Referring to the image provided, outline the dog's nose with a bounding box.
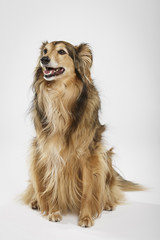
[40,56,50,65]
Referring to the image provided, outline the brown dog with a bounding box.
[22,41,143,227]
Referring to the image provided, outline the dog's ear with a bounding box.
[75,43,93,83]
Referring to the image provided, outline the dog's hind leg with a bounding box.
[31,198,39,210]
[21,181,40,210]
[104,183,124,211]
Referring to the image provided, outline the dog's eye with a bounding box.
[58,49,66,55]
[43,49,47,54]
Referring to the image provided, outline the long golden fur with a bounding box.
[22,41,143,227]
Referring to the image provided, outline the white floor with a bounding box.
[0,201,159,240]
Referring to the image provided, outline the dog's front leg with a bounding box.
[79,155,105,227]
[78,164,94,227]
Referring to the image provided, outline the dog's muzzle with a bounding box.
[40,56,65,80]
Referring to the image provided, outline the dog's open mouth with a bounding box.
[43,67,65,78]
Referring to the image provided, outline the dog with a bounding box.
[22,41,143,227]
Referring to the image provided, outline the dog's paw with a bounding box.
[103,203,115,211]
[30,200,39,210]
[48,211,62,222]
[78,216,94,227]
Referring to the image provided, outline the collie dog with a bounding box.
[22,41,143,227]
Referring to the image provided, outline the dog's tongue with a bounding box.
[44,69,55,75]
[43,67,65,77]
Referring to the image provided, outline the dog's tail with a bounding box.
[114,170,145,192]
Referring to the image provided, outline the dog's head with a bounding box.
[36,41,93,83]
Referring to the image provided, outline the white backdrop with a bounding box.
[0,0,159,211]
